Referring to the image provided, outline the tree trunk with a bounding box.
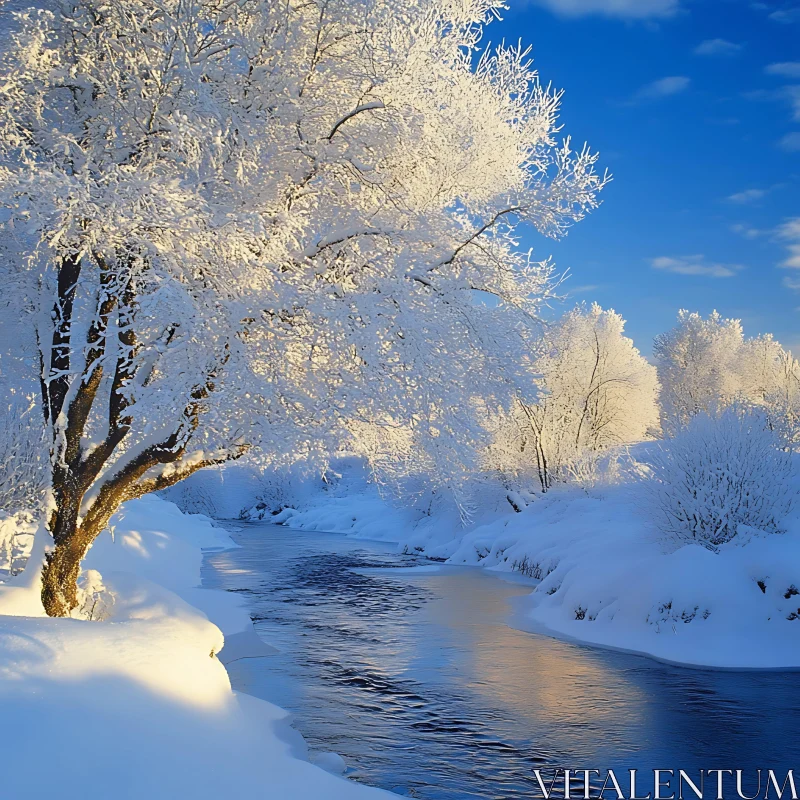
[37,253,244,617]
[41,535,93,617]
[41,476,113,617]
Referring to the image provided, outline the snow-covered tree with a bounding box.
[653,311,745,427]
[649,405,795,550]
[0,0,606,614]
[489,303,658,491]
[763,350,800,451]
[739,333,787,403]
[654,310,800,438]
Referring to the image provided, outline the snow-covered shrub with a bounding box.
[163,479,219,519]
[75,570,116,622]
[564,447,625,488]
[0,511,36,579]
[242,462,334,520]
[0,401,46,514]
[649,405,795,549]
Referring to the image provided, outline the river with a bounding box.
[202,521,800,800]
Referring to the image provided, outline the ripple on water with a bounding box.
[203,522,800,800]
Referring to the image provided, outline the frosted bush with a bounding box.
[0,512,36,578]
[650,405,795,549]
[75,570,116,622]
[0,402,46,514]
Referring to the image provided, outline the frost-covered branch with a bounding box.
[0,0,605,615]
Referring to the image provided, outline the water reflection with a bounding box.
[203,523,800,800]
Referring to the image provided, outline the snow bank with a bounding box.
[276,488,424,543]
[446,487,800,669]
[275,481,800,669]
[0,495,393,799]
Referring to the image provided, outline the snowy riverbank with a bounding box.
[0,496,394,799]
[273,478,800,670]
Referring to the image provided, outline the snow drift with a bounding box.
[0,495,393,800]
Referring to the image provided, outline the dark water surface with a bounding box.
[202,522,800,799]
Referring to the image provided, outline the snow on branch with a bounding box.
[0,0,606,612]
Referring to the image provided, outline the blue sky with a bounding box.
[489,0,800,355]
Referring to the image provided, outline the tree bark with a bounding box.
[41,524,96,617]
[38,253,245,617]
[41,442,242,617]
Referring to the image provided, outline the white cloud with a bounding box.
[783,276,800,290]
[778,218,800,240]
[744,86,800,122]
[568,284,600,295]
[731,223,766,239]
[726,188,766,204]
[766,62,800,79]
[753,2,800,22]
[633,76,691,102]
[694,39,743,57]
[779,132,800,151]
[769,7,800,23]
[786,86,800,120]
[762,65,800,126]
[650,255,744,278]
[526,0,679,18]
[777,218,800,269]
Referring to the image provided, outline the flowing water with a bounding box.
[203,522,800,800]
